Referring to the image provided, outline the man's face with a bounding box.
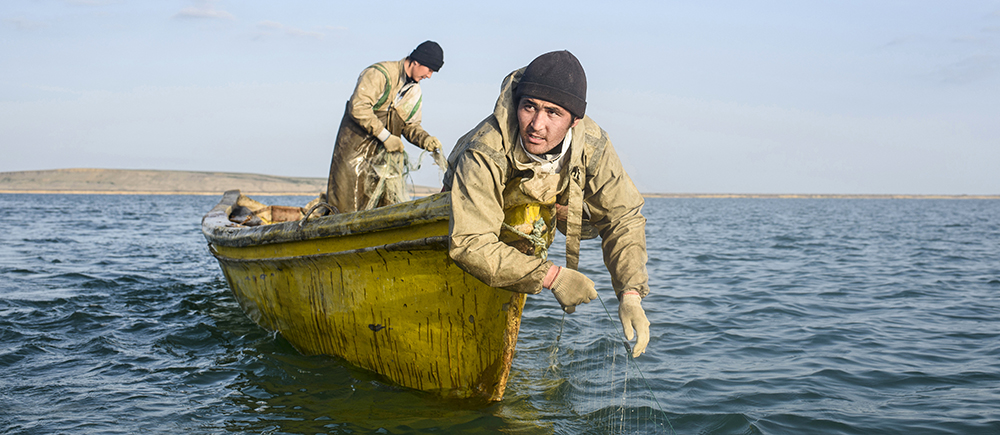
[517,97,580,155]
[408,61,434,82]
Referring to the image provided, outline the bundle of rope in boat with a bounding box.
[502,215,551,260]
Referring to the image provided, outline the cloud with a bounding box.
[883,36,917,47]
[21,84,86,96]
[3,17,46,31]
[65,0,113,5]
[932,54,1000,84]
[950,35,983,44]
[255,21,324,40]
[173,4,235,20]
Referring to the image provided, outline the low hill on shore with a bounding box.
[0,168,437,196]
[0,168,330,195]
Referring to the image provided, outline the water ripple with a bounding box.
[2,195,999,434]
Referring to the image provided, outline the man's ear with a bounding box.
[571,117,581,128]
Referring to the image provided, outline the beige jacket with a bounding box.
[444,68,649,298]
[326,59,435,214]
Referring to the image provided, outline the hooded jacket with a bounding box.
[326,59,436,214]
[444,68,649,298]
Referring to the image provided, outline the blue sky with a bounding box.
[2,1,998,194]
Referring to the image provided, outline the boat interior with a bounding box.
[226,195,323,227]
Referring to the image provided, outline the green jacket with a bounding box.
[444,68,649,298]
[326,59,435,213]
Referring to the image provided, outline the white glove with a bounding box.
[423,136,442,153]
[548,267,598,314]
[383,135,404,152]
[619,292,650,357]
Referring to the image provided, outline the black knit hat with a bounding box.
[409,40,444,72]
[515,50,587,118]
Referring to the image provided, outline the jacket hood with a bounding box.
[493,68,526,150]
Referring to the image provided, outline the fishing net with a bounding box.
[361,147,449,211]
[363,149,409,210]
[569,303,677,435]
[498,303,677,434]
[493,221,675,433]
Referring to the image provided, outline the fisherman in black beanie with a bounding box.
[516,50,586,119]
[408,40,444,72]
[325,41,446,214]
[444,50,653,359]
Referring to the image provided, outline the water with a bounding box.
[2,194,998,434]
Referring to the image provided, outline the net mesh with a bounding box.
[362,148,449,211]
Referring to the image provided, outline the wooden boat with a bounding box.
[201,190,525,401]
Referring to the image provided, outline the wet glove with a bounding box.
[423,136,442,153]
[619,292,650,357]
[383,135,405,152]
[545,266,598,314]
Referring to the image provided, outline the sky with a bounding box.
[1,1,998,195]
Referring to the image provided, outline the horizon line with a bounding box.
[2,190,997,200]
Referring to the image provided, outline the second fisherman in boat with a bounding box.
[326,40,445,214]
[443,50,652,357]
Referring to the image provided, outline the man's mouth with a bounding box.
[525,132,545,144]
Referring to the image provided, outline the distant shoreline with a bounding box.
[2,190,997,200]
[0,190,319,196]
[642,193,1000,200]
[1,169,996,199]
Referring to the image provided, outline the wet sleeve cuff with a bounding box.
[377,128,391,142]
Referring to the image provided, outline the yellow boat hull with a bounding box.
[202,191,524,401]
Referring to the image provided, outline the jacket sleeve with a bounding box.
[347,66,389,138]
[448,147,554,294]
[584,139,650,298]
[401,122,435,150]
[396,84,435,149]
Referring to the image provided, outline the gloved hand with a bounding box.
[423,136,442,153]
[619,292,650,357]
[546,266,598,314]
[383,135,404,152]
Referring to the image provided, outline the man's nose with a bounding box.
[529,112,545,130]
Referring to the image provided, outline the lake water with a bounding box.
[1,194,998,434]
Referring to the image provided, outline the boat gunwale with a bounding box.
[201,190,451,248]
[208,235,449,263]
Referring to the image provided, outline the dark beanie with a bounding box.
[515,50,587,118]
[409,40,444,72]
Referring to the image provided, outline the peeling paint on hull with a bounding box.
[202,191,524,401]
